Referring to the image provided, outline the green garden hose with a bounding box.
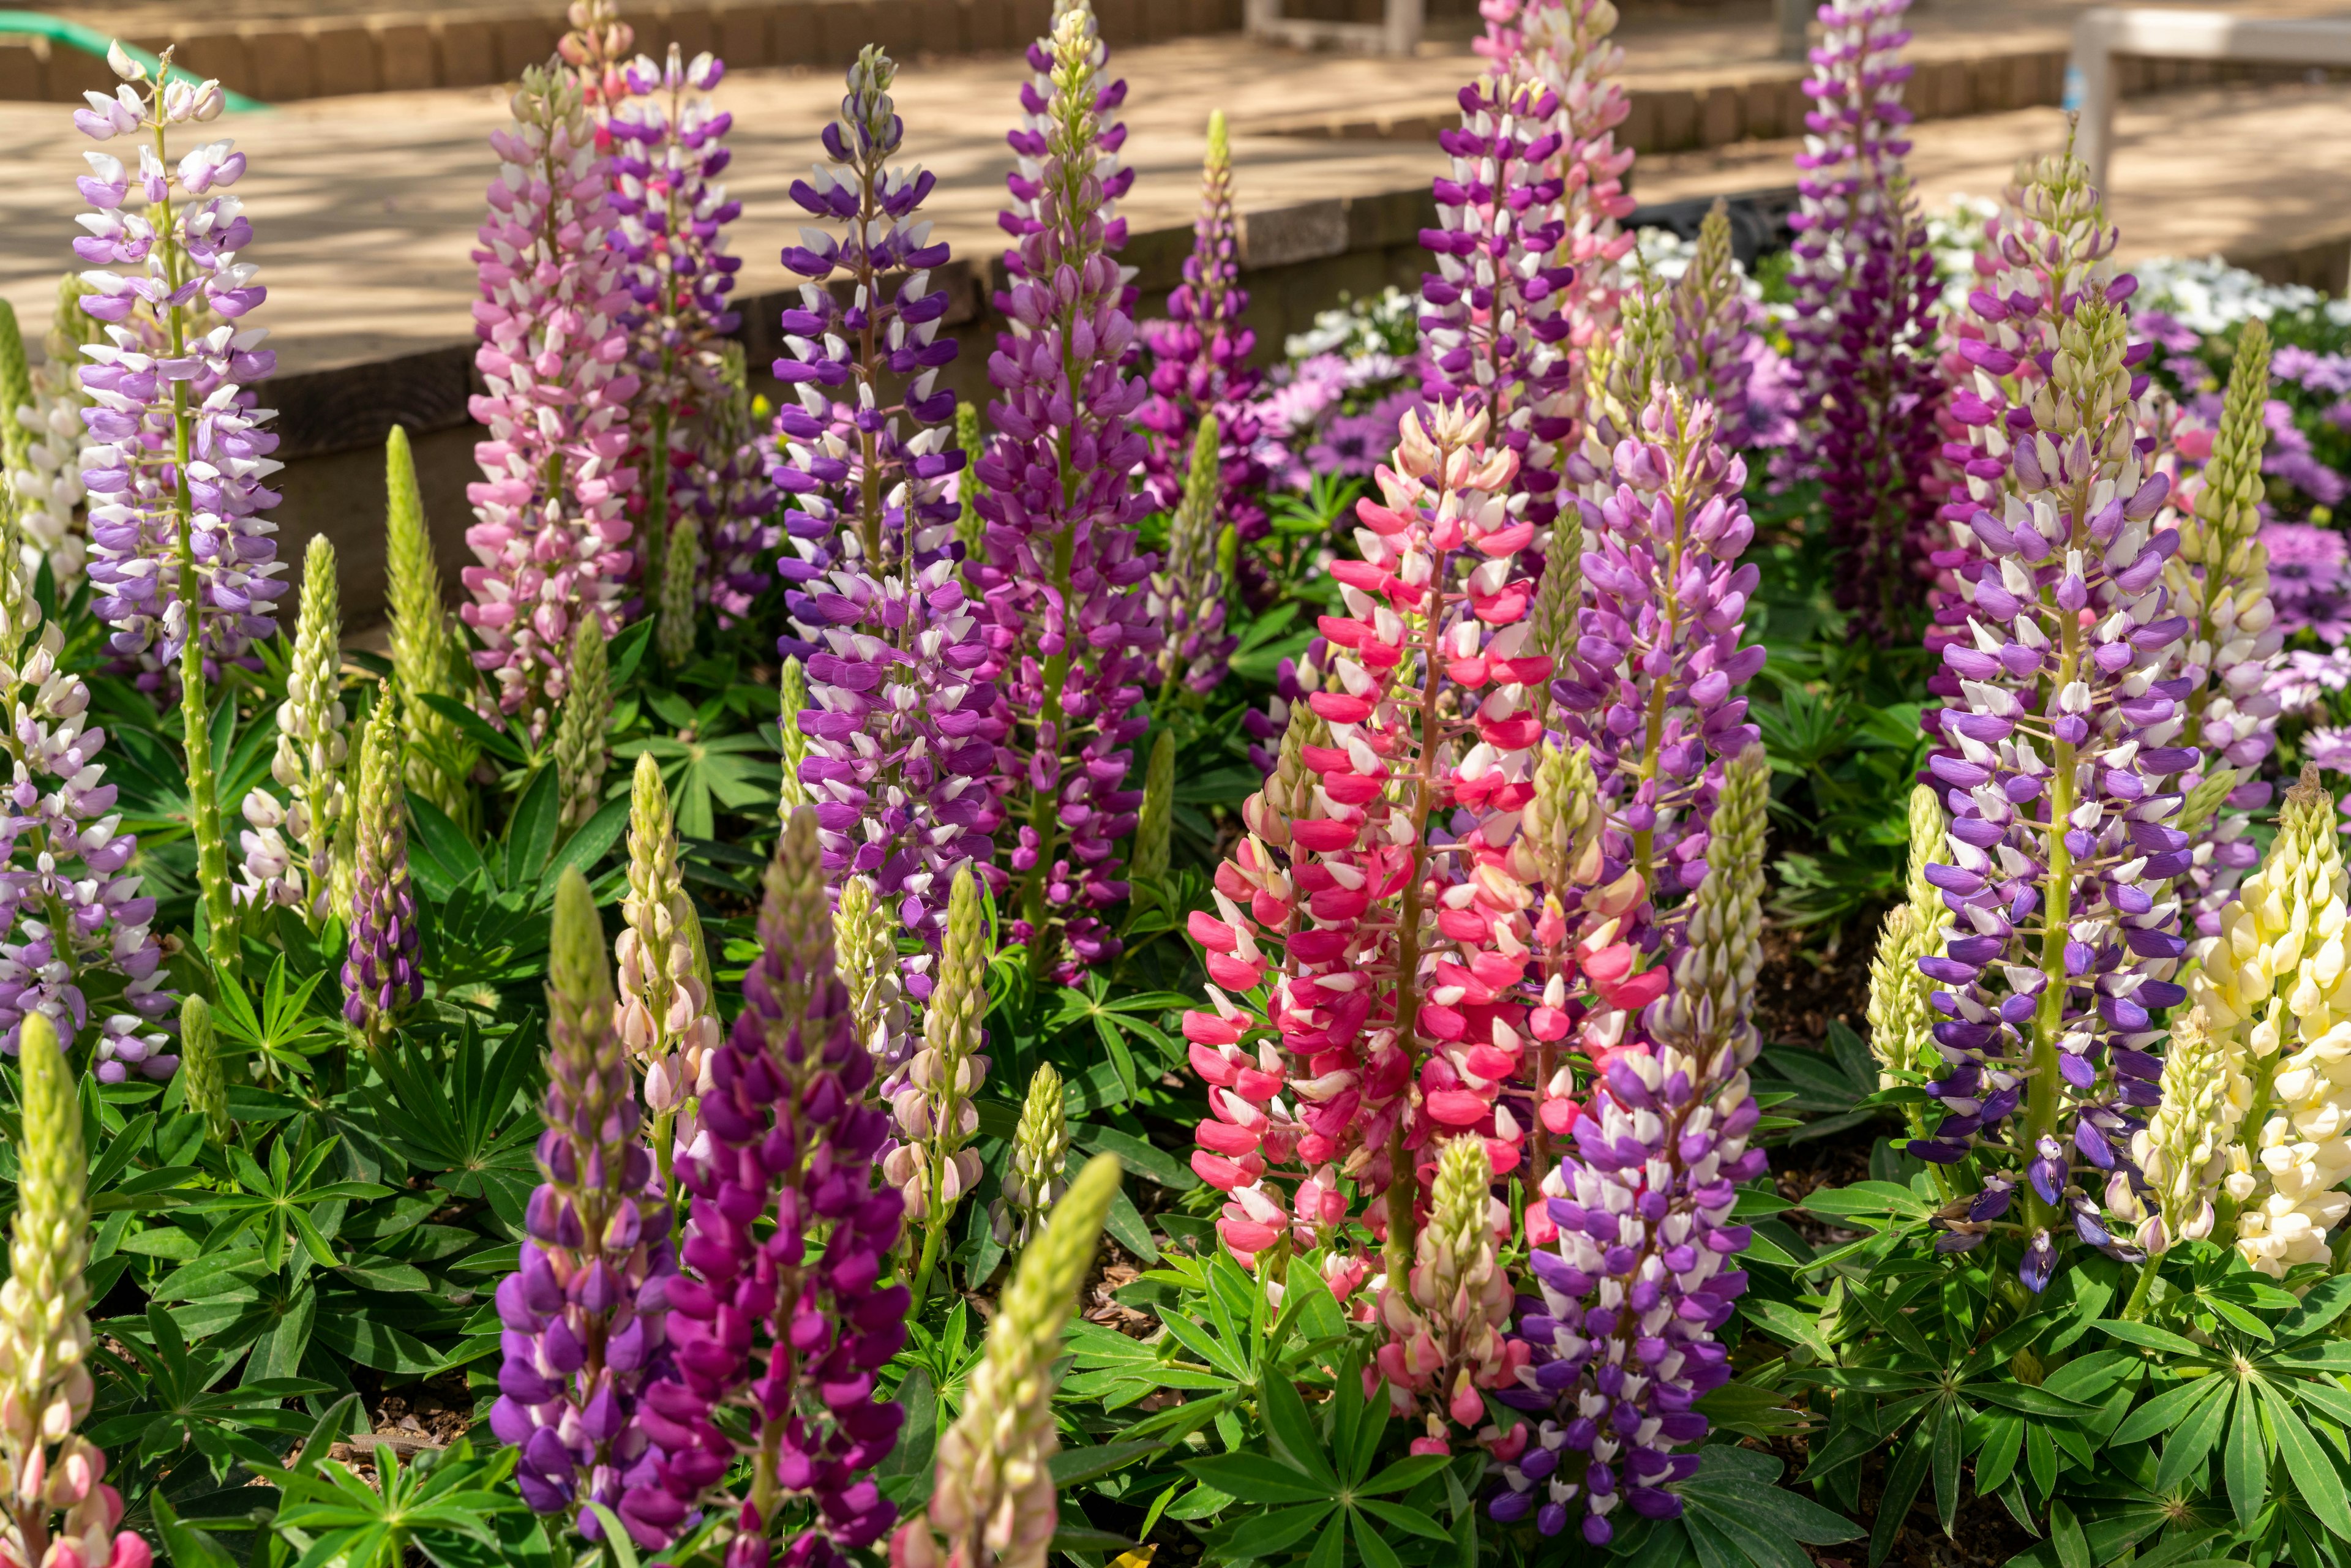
[0,11,267,110]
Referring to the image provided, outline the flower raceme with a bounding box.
[1374,1135,1529,1456]
[465,66,640,742]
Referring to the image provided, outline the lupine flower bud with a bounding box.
[2169,320,2281,934]
[951,402,985,566]
[553,615,612,833]
[777,657,811,817]
[1864,785,1947,1092]
[1665,203,1755,424]
[2191,768,2351,1277]
[176,996,230,1149]
[0,502,171,1075]
[1128,730,1174,885]
[0,304,32,493]
[1150,416,1235,698]
[656,516,700,669]
[1494,745,1770,1544]
[493,869,677,1541]
[615,755,720,1147]
[891,1154,1122,1568]
[2122,1006,2238,1256]
[0,1011,145,1568]
[264,536,347,927]
[342,691,420,1049]
[885,866,989,1257]
[384,426,476,827]
[1376,1136,1528,1455]
[834,874,908,1071]
[991,1063,1070,1252]
[620,807,907,1564]
[464,65,638,742]
[977,3,1156,979]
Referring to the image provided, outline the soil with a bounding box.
[1754,920,1878,1052]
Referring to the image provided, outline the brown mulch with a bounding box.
[1754,921,1877,1053]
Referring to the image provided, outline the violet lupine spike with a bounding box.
[1136,110,1267,544]
[771,48,1000,953]
[1782,0,1940,637]
[975,2,1157,981]
[680,342,778,625]
[609,43,744,612]
[621,809,907,1568]
[342,689,421,1049]
[1417,61,1576,530]
[463,65,640,745]
[0,506,172,1078]
[1548,388,1766,950]
[1663,204,1755,429]
[1911,150,2188,1288]
[493,869,677,1547]
[1491,746,1770,1545]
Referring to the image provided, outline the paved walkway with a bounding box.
[0,17,2345,373]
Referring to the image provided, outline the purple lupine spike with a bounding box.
[341,690,421,1047]
[492,869,676,1545]
[1911,151,2187,1289]
[1548,389,1765,950]
[621,809,906,1567]
[768,48,1000,955]
[973,4,1157,981]
[1417,59,1577,530]
[1136,110,1267,543]
[1492,748,1770,1544]
[77,100,286,697]
[1782,0,1941,638]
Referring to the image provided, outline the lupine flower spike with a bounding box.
[621,807,907,1566]
[887,865,990,1302]
[178,994,231,1147]
[465,64,638,742]
[75,49,282,980]
[1137,110,1264,539]
[777,656,812,817]
[773,48,999,953]
[890,1153,1122,1568]
[615,754,721,1198]
[1376,1136,1528,1456]
[1550,388,1766,950]
[1151,416,1235,704]
[991,1062,1070,1254]
[834,874,909,1075]
[0,304,32,514]
[0,1011,148,1568]
[493,869,677,1542]
[1911,148,2189,1290]
[553,615,613,833]
[2169,320,2281,933]
[0,501,171,1075]
[342,690,421,1050]
[1128,730,1174,884]
[1664,204,1754,424]
[2120,1005,2237,1286]
[2190,768,2351,1277]
[975,3,1157,980]
[10,275,105,587]
[384,426,478,829]
[1185,402,1555,1299]
[1493,745,1770,1544]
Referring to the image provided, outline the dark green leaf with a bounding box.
[1869,1422,1933,1567]
[2153,1376,2232,1496]
[1260,1375,1338,1489]
[1180,1453,1326,1506]
[1359,1454,1449,1497]
[2260,1379,2351,1540]
[2279,1275,2351,1342]
[1046,1440,1163,1488]
[2223,1378,2265,1529]
[1221,1504,1333,1560]
[1357,1499,1452,1543]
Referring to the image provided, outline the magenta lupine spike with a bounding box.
[464,66,641,743]
[75,94,285,692]
[1548,389,1766,948]
[974,3,1157,980]
[621,811,907,1568]
[492,871,677,1546]
[1522,0,1637,456]
[1783,0,1942,636]
[769,49,999,955]
[1491,748,1769,1545]
[1136,110,1267,542]
[1417,62,1576,530]
[1911,151,2189,1289]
